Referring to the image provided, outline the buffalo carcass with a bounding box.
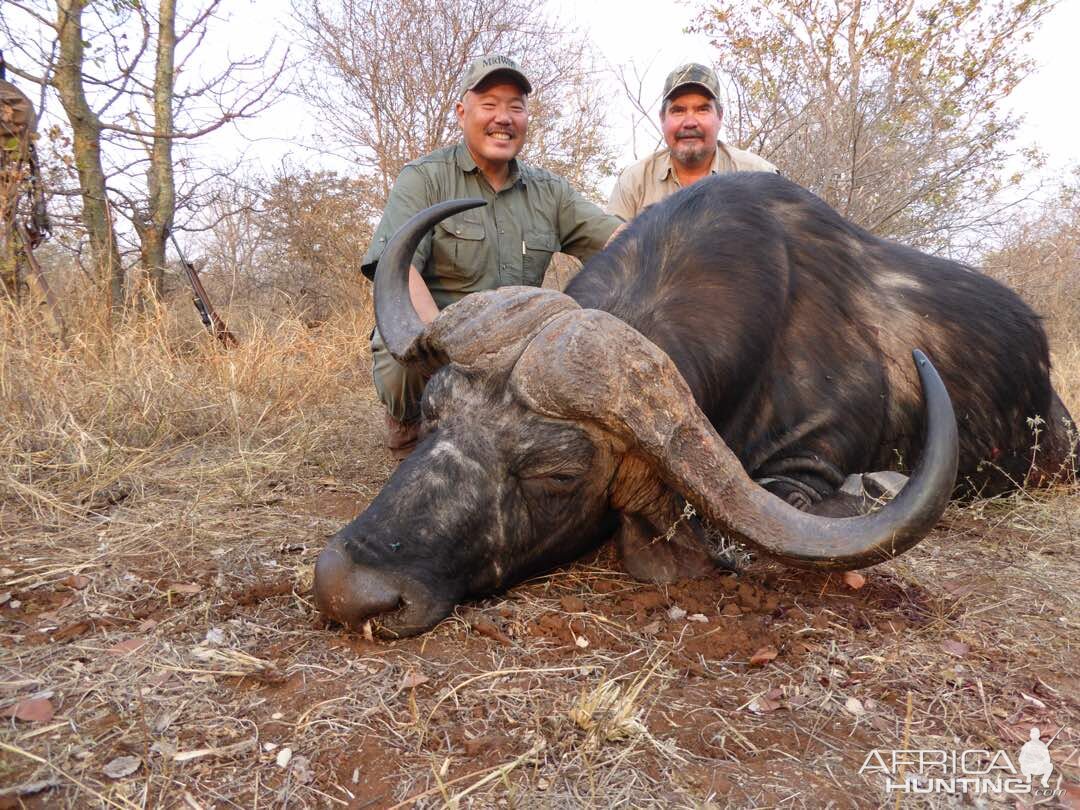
[315,172,1075,637]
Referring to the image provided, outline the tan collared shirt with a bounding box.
[606,142,779,221]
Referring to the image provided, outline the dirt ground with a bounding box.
[2,381,1079,809]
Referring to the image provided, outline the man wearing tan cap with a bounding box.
[607,63,778,221]
[361,55,622,458]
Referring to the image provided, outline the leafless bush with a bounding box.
[291,0,618,205]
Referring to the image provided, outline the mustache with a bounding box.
[675,129,705,139]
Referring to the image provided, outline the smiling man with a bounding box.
[361,55,621,458]
[607,63,779,221]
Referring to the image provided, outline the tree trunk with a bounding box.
[53,0,124,312]
[140,0,176,298]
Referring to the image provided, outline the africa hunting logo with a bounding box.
[859,726,1068,797]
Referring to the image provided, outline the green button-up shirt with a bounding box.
[361,143,621,310]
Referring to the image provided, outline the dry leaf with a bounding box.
[170,582,201,595]
[102,755,140,779]
[559,595,586,613]
[3,697,55,723]
[845,696,865,716]
[146,671,173,689]
[687,613,709,623]
[203,627,226,646]
[842,571,866,590]
[941,639,970,657]
[53,620,92,643]
[0,591,11,606]
[749,646,778,666]
[470,616,512,645]
[1020,692,1048,710]
[941,577,977,598]
[641,620,662,634]
[109,637,149,655]
[62,574,91,590]
[748,696,782,714]
[400,671,430,689]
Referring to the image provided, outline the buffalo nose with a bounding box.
[314,536,400,628]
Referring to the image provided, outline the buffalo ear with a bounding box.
[614,510,715,584]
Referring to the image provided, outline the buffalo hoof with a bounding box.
[615,510,716,584]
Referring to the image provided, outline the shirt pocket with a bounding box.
[522,230,560,287]
[431,215,486,287]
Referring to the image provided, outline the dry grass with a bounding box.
[2,293,1078,809]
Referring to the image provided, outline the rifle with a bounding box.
[13,222,67,345]
[168,232,237,347]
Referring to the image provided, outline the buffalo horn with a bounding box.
[511,309,959,570]
[374,198,486,368]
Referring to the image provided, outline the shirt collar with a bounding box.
[456,142,525,187]
[655,141,726,184]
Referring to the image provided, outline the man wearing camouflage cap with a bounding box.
[361,54,622,458]
[607,62,778,221]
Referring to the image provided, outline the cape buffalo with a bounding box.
[315,172,1075,637]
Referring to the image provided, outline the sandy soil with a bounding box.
[2,385,1079,809]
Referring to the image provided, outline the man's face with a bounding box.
[661,90,722,168]
[456,79,529,172]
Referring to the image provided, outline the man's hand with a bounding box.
[408,266,440,324]
[604,222,630,247]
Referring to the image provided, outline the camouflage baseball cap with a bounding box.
[458,55,533,97]
[662,63,721,101]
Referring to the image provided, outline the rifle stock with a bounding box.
[13,223,67,345]
[169,233,237,347]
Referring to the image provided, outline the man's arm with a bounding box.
[555,180,623,262]
[605,166,640,222]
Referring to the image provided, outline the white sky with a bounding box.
[110,0,1080,199]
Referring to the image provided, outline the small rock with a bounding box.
[276,747,293,768]
[667,605,687,621]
